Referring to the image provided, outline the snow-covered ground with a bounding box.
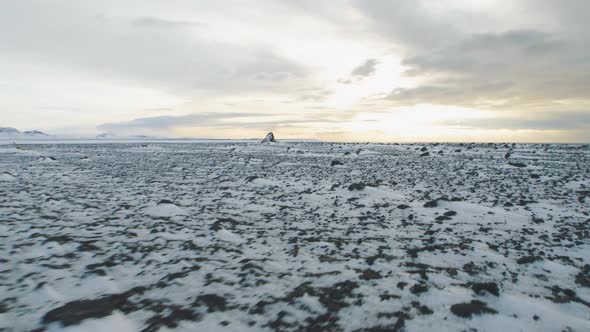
[1,142,589,332]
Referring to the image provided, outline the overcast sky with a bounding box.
[1,0,589,142]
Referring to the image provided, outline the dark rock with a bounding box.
[379,293,401,301]
[331,160,344,166]
[435,216,451,222]
[517,255,541,265]
[397,204,410,210]
[450,300,497,318]
[348,183,366,191]
[575,265,590,288]
[261,132,276,143]
[42,288,146,326]
[143,308,201,332]
[423,200,438,208]
[43,235,73,245]
[282,280,360,314]
[508,162,527,168]
[419,152,430,157]
[471,282,500,296]
[410,283,428,294]
[359,269,382,280]
[576,191,590,203]
[210,218,239,231]
[545,285,590,308]
[245,176,260,182]
[463,262,480,276]
[411,301,433,315]
[194,294,227,312]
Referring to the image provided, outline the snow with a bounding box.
[143,203,187,217]
[0,142,589,331]
[46,312,140,332]
[0,172,16,181]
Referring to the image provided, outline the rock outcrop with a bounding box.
[261,132,276,143]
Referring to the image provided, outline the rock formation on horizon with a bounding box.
[261,132,276,143]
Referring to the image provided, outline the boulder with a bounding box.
[261,132,276,143]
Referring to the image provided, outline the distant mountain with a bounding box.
[0,127,51,139]
[96,133,115,139]
[1,127,320,141]
[96,133,162,139]
[23,130,49,136]
[0,127,19,134]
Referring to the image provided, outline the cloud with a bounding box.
[351,58,379,77]
[439,111,590,131]
[97,112,266,132]
[337,58,379,85]
[2,0,590,141]
[353,0,461,50]
[387,29,590,109]
[296,88,333,102]
[350,1,590,130]
[97,109,355,135]
[0,1,306,95]
[402,30,568,76]
[132,17,207,29]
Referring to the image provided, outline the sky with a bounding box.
[1,0,589,142]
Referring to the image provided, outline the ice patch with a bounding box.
[216,229,245,243]
[143,203,187,217]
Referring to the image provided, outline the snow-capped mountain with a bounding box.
[96,133,162,139]
[0,127,51,139]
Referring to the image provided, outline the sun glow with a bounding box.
[342,104,495,141]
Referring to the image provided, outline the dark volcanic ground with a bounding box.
[0,142,589,331]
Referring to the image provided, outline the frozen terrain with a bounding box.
[1,142,589,332]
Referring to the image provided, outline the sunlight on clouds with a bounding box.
[346,105,492,139]
[325,55,414,108]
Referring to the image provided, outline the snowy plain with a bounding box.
[0,141,589,331]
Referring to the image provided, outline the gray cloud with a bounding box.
[97,112,267,132]
[354,0,461,50]
[337,58,379,85]
[402,30,570,76]
[351,59,379,77]
[387,29,590,109]
[98,110,355,135]
[0,1,306,95]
